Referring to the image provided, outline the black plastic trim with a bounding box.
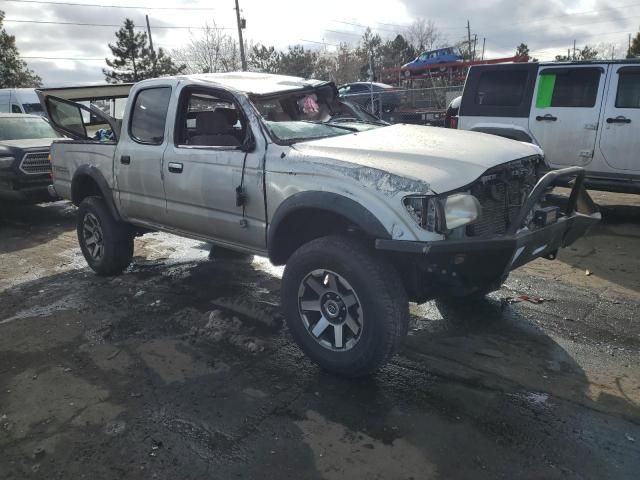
[539,66,605,75]
[618,66,640,74]
[267,191,390,257]
[71,165,122,221]
[470,127,533,142]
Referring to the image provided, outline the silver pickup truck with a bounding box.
[38,72,600,376]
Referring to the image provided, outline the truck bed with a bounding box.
[50,140,117,200]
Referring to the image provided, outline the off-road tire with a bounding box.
[77,196,133,276]
[281,234,409,377]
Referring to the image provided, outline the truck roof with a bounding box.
[0,113,41,118]
[38,73,329,103]
[176,72,328,96]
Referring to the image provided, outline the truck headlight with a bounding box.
[0,156,15,169]
[403,195,440,232]
[403,193,481,232]
[444,193,481,229]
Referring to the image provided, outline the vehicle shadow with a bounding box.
[1,250,638,479]
[0,201,76,255]
[551,201,640,294]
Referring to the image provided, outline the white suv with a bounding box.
[453,61,640,194]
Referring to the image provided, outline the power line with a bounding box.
[23,56,105,60]
[332,20,402,34]
[0,0,217,9]
[3,18,235,29]
[325,29,362,38]
[300,39,339,47]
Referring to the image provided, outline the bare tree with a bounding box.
[406,18,442,52]
[594,41,621,60]
[172,22,241,74]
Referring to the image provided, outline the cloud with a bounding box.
[1,0,636,85]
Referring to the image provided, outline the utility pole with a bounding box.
[234,0,247,71]
[629,33,632,58]
[481,37,486,61]
[473,34,477,62]
[572,39,576,60]
[145,14,154,54]
[466,20,472,60]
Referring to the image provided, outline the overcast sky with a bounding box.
[1,0,637,85]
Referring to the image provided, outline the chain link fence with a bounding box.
[340,85,463,126]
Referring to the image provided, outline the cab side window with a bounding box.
[11,104,22,113]
[536,68,601,108]
[475,70,528,106]
[616,71,640,108]
[176,90,245,147]
[130,87,171,144]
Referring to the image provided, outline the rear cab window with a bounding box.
[129,87,172,144]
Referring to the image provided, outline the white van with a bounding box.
[453,60,640,194]
[0,88,44,115]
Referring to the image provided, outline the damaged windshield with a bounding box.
[251,85,384,144]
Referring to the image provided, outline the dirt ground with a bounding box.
[0,190,638,480]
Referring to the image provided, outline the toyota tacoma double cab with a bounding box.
[39,72,600,376]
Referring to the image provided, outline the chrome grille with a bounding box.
[19,152,51,175]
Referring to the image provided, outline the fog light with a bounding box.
[533,206,559,227]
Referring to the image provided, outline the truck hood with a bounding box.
[0,138,57,149]
[292,124,542,193]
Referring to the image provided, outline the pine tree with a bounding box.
[515,43,530,58]
[0,11,42,88]
[103,19,185,83]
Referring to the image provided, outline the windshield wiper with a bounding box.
[299,120,359,132]
[329,117,387,126]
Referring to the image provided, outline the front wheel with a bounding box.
[281,235,409,377]
[77,196,133,276]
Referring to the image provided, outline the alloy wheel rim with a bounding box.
[298,269,363,352]
[82,212,104,261]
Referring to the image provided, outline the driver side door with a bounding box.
[162,85,267,250]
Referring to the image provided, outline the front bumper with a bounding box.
[0,174,56,203]
[376,167,601,302]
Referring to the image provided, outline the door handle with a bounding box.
[120,155,131,165]
[536,114,558,122]
[606,116,631,124]
[168,162,183,173]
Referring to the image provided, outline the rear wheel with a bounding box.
[281,235,409,376]
[77,196,133,276]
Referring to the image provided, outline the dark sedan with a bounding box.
[337,82,402,116]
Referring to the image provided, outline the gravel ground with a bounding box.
[0,191,638,480]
